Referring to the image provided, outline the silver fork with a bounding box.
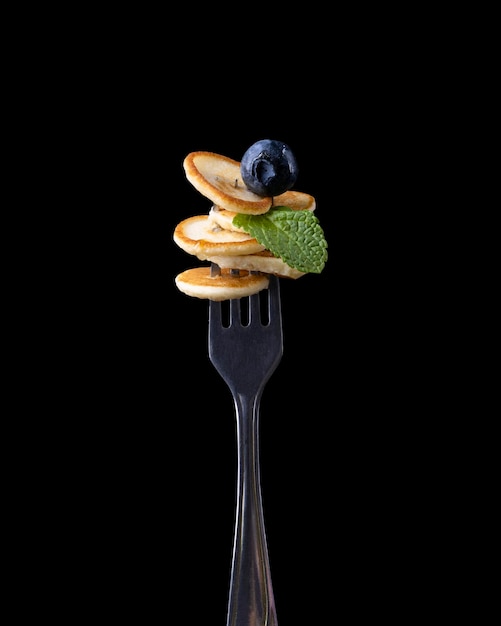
[209,264,283,626]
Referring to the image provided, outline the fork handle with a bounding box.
[226,392,278,626]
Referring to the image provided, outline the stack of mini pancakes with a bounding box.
[173,151,316,301]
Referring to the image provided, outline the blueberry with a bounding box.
[240,139,299,197]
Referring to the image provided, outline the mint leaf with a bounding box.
[233,206,328,273]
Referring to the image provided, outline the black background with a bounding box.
[25,48,447,622]
[11,6,486,620]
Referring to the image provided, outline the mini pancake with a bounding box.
[207,251,306,280]
[174,267,269,301]
[173,215,265,260]
[273,190,316,212]
[183,152,272,215]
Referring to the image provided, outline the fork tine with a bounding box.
[249,292,260,324]
[267,275,281,324]
[229,297,241,327]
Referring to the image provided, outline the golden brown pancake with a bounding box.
[173,215,265,260]
[273,190,316,211]
[207,251,305,280]
[174,267,269,301]
[183,152,272,215]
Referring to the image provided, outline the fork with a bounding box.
[209,264,283,626]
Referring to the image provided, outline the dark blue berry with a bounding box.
[240,139,299,197]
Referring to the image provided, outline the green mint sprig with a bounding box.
[232,206,328,274]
